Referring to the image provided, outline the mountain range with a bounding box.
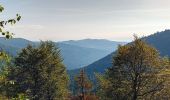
[59,39,126,69]
[70,30,170,76]
[61,39,124,52]
[1,29,169,77]
[0,38,126,69]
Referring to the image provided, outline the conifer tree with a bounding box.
[75,69,93,100]
[14,41,69,100]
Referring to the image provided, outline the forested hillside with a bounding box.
[1,1,170,99]
[71,30,170,76]
[145,30,170,56]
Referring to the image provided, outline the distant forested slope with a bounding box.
[70,30,170,76]
[0,38,124,69]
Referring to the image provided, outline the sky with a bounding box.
[1,0,170,42]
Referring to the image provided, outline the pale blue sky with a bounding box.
[1,0,170,42]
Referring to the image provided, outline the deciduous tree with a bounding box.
[0,4,21,39]
[97,36,167,100]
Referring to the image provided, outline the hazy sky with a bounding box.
[1,0,170,42]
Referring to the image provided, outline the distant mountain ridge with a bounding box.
[0,38,125,69]
[58,42,110,69]
[144,30,170,56]
[70,30,170,76]
[61,39,126,52]
[0,37,34,49]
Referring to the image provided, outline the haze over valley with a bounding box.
[0,0,170,99]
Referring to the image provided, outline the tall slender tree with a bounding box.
[75,69,93,100]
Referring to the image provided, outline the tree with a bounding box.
[95,73,112,100]
[0,51,15,99]
[98,36,166,100]
[0,4,21,39]
[74,69,93,100]
[154,57,170,99]
[13,41,69,100]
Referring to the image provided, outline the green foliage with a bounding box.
[153,57,170,99]
[11,93,29,100]
[0,5,4,12]
[0,52,15,98]
[95,73,112,100]
[0,52,11,63]
[0,4,21,39]
[0,4,23,98]
[97,36,169,100]
[12,41,69,100]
